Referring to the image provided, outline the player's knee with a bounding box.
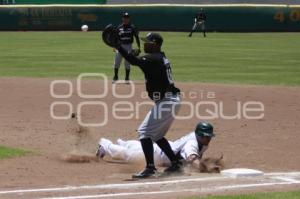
[138,133,153,141]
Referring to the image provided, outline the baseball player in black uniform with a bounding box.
[189,9,207,37]
[113,12,140,83]
[107,32,182,178]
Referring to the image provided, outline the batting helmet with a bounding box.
[195,122,215,137]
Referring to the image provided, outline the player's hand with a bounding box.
[198,156,224,173]
[130,49,141,56]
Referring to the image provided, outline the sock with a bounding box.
[140,138,155,169]
[125,69,130,80]
[114,68,119,78]
[156,137,177,164]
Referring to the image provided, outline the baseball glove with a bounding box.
[102,24,119,48]
[130,49,141,56]
[199,155,224,173]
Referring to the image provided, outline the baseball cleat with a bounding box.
[96,144,105,159]
[132,167,157,179]
[112,76,118,84]
[164,161,183,173]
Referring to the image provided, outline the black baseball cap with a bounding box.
[141,32,163,46]
[123,12,130,18]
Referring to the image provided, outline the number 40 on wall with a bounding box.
[274,10,300,22]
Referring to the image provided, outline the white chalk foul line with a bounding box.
[40,190,182,199]
[265,172,300,176]
[272,176,300,183]
[0,176,227,195]
[1,171,300,196]
[40,180,300,199]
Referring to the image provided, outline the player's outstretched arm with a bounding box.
[187,154,201,170]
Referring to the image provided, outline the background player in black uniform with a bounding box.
[189,9,207,37]
[115,33,182,178]
[113,12,140,83]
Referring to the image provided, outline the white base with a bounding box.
[221,168,264,178]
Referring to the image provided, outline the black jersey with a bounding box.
[118,47,180,101]
[116,23,140,46]
[195,12,206,22]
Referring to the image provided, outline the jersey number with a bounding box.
[163,58,174,84]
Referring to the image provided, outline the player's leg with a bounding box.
[153,95,182,172]
[117,139,141,149]
[116,138,126,146]
[97,138,129,161]
[189,22,198,37]
[131,138,156,178]
[132,110,158,178]
[137,94,181,175]
[202,22,206,37]
[116,139,145,163]
[113,49,122,83]
[156,137,179,168]
[124,44,132,83]
[152,143,168,167]
[154,141,179,167]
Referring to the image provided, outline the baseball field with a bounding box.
[0,32,300,198]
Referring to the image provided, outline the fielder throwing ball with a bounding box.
[102,27,181,178]
[189,9,207,37]
[113,12,140,83]
[97,122,215,171]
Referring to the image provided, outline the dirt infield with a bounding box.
[0,77,300,198]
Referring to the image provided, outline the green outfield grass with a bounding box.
[0,32,299,85]
[0,145,29,159]
[188,190,300,199]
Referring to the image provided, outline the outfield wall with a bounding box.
[0,4,299,31]
[1,0,106,4]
